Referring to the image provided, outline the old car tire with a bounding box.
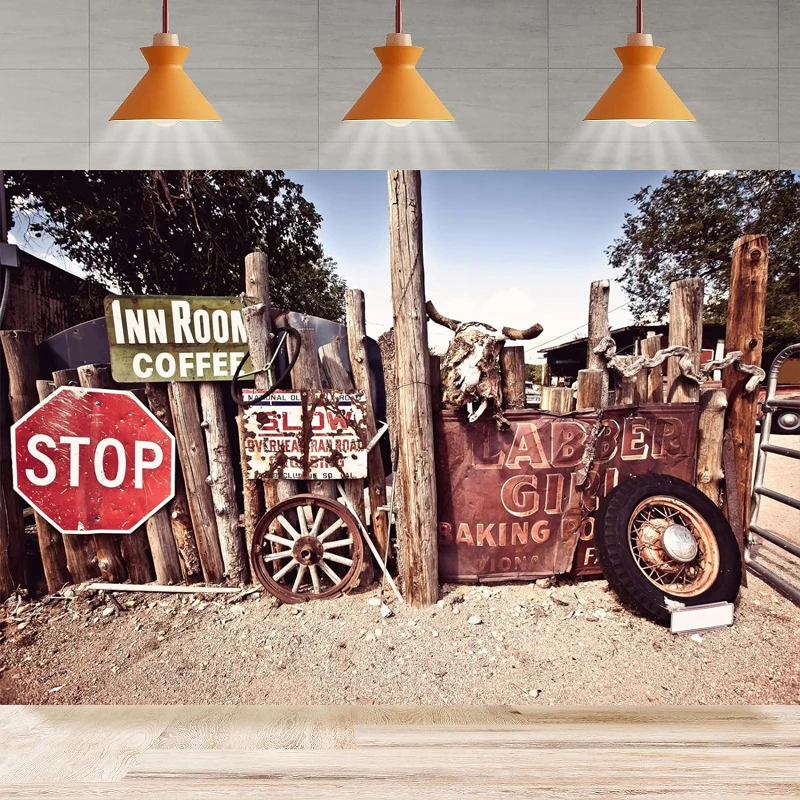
[594,474,741,626]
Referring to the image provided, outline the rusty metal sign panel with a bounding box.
[11,387,175,534]
[104,295,252,382]
[435,404,700,583]
[242,390,369,480]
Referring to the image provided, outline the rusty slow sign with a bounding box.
[242,389,369,480]
[435,403,700,582]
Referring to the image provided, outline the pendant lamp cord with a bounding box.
[636,0,643,33]
[163,0,169,33]
[395,0,402,33]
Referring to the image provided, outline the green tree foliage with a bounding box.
[525,363,543,384]
[5,170,346,321]
[607,170,800,356]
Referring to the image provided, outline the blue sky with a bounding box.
[11,170,670,363]
[286,170,668,361]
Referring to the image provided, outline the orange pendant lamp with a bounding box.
[343,0,453,126]
[584,0,694,126]
[110,0,220,126]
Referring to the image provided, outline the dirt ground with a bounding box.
[1,572,798,706]
[1,434,798,707]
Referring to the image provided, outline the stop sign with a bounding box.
[11,387,175,534]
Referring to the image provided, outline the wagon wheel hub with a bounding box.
[293,535,324,566]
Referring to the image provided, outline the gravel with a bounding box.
[1,574,798,706]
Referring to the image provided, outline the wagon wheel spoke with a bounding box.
[309,507,325,538]
[319,560,342,585]
[277,514,301,540]
[309,564,321,594]
[323,537,353,550]
[262,550,292,563]
[297,505,310,537]
[292,564,307,593]
[265,533,295,549]
[317,518,344,543]
[273,558,299,582]
[324,552,353,567]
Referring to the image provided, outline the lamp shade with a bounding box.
[344,35,453,124]
[110,35,220,123]
[584,41,694,124]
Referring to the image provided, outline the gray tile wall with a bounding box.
[0,0,796,169]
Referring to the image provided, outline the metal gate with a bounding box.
[746,343,800,603]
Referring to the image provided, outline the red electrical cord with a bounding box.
[636,0,643,33]
[395,0,402,33]
[163,0,169,33]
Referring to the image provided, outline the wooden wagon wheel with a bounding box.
[251,493,364,604]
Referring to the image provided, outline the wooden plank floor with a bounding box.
[0,706,798,798]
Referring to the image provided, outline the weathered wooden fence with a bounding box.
[0,251,386,600]
[546,239,768,522]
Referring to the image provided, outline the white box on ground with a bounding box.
[670,602,734,634]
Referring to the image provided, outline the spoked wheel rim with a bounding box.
[251,493,363,604]
[627,495,720,598]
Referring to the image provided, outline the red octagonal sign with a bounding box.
[11,387,175,534]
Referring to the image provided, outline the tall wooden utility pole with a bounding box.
[387,170,438,607]
[723,234,768,535]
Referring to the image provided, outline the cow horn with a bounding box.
[426,301,461,332]
[502,323,544,340]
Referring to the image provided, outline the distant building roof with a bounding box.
[537,322,725,355]
[537,324,669,354]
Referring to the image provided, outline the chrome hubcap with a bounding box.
[662,524,698,563]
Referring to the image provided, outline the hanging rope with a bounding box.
[594,336,765,394]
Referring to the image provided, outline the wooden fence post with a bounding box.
[144,383,202,581]
[541,386,574,414]
[199,382,248,585]
[319,337,374,586]
[500,346,526,409]
[239,252,270,553]
[722,234,769,534]
[345,289,390,565]
[640,335,664,402]
[616,356,639,405]
[77,364,154,585]
[388,169,438,606]
[576,369,604,411]
[666,278,704,403]
[587,279,610,406]
[0,331,70,593]
[290,329,339,503]
[169,382,226,584]
[51,369,100,583]
[696,387,728,506]
[0,353,25,596]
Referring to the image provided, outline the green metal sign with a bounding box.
[104,295,252,383]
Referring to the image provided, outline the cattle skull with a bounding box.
[427,300,543,427]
